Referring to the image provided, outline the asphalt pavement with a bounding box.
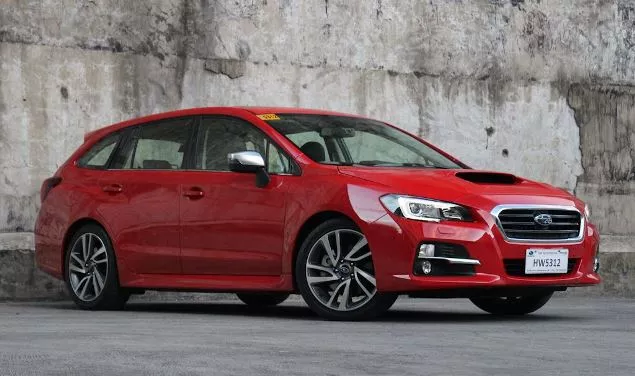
[0,295,633,376]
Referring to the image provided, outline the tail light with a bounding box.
[40,177,62,203]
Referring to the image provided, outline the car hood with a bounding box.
[338,167,583,211]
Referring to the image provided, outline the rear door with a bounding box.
[179,115,295,275]
[98,117,195,275]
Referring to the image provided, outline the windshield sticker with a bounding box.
[257,114,281,121]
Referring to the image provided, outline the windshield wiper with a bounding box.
[357,160,390,166]
[357,161,448,169]
[327,160,451,169]
[322,161,355,166]
[398,162,450,169]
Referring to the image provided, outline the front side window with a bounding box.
[112,118,193,170]
[77,132,120,169]
[195,116,294,174]
[266,115,463,169]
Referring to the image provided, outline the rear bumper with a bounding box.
[365,212,601,294]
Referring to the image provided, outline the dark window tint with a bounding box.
[77,132,120,169]
[196,116,293,174]
[112,118,193,170]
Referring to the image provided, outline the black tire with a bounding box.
[236,293,290,307]
[295,218,398,321]
[64,224,129,310]
[470,292,554,315]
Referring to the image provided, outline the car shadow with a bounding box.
[378,307,572,323]
[45,300,580,323]
[126,301,317,320]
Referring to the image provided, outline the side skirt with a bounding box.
[122,273,294,293]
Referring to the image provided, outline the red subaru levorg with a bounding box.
[35,107,600,320]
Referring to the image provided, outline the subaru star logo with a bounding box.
[534,213,553,226]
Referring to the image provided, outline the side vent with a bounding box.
[455,172,519,185]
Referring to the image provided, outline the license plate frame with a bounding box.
[525,249,569,274]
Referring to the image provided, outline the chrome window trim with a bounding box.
[491,204,585,244]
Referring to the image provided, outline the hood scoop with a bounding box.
[455,171,519,185]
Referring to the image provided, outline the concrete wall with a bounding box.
[1,1,634,297]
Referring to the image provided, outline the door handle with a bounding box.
[183,187,205,199]
[102,184,123,193]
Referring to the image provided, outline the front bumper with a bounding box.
[365,212,601,294]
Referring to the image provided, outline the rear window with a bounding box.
[77,132,120,169]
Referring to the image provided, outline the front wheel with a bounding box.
[295,219,397,321]
[236,293,290,307]
[470,292,554,315]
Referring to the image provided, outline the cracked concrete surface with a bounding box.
[567,84,635,235]
[0,1,634,298]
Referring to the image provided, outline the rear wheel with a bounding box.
[470,292,554,315]
[296,219,397,321]
[236,293,290,307]
[65,224,129,310]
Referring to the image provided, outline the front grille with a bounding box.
[496,208,582,241]
[504,258,579,276]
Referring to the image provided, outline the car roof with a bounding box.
[239,107,363,117]
[83,106,364,142]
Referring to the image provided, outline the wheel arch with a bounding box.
[61,217,110,278]
[291,210,358,289]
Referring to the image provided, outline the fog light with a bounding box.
[421,260,432,275]
[418,244,435,258]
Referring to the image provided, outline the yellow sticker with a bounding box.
[257,114,281,121]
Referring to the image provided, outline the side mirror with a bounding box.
[228,151,265,172]
[227,151,270,188]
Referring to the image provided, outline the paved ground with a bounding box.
[0,296,633,376]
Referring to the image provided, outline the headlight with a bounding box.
[380,195,473,222]
[584,204,591,219]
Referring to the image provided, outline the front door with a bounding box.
[180,116,295,275]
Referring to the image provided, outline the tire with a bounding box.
[236,293,290,307]
[295,218,398,321]
[64,224,129,310]
[470,292,554,315]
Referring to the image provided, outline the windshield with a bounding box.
[265,114,462,169]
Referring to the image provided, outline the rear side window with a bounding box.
[112,118,193,170]
[77,132,120,169]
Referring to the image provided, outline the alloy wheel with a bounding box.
[68,233,109,302]
[305,229,377,311]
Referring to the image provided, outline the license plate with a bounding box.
[525,249,569,274]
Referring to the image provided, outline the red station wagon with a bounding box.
[35,107,601,320]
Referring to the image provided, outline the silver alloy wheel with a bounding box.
[68,233,108,302]
[305,229,376,311]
